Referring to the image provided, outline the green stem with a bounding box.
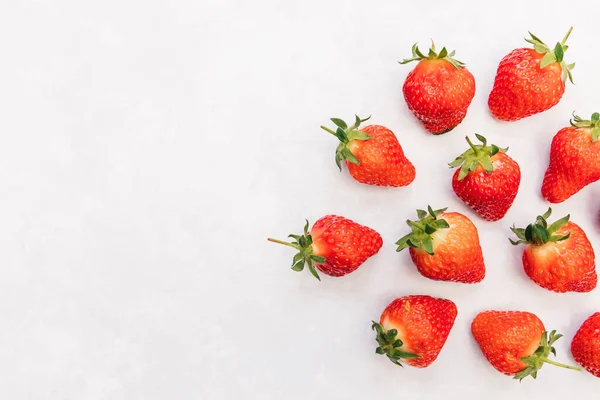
[561,26,573,45]
[465,136,479,155]
[320,126,337,136]
[267,238,300,249]
[540,357,581,371]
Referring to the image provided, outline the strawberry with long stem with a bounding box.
[268,215,383,280]
[472,310,581,380]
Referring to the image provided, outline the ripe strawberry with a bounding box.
[396,206,485,283]
[541,112,600,203]
[488,27,575,121]
[268,215,382,280]
[571,312,600,378]
[320,115,415,187]
[449,134,521,221]
[509,208,597,293]
[399,42,475,134]
[472,310,580,380]
[372,295,457,368]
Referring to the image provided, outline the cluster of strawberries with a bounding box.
[269,27,600,380]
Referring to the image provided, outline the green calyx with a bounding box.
[509,208,570,246]
[514,330,581,381]
[267,220,326,281]
[320,115,372,171]
[571,111,600,142]
[395,206,450,255]
[525,27,575,83]
[448,134,508,180]
[399,41,466,69]
[372,321,421,367]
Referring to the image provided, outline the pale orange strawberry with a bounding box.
[321,115,415,187]
[372,295,457,368]
[268,215,382,280]
[472,310,580,380]
[396,206,485,283]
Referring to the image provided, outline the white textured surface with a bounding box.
[0,0,599,399]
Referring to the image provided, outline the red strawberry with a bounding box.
[488,28,575,121]
[541,112,600,203]
[449,134,521,221]
[320,115,415,187]
[372,295,457,368]
[571,312,600,378]
[472,310,580,380]
[268,215,382,280]
[510,208,597,293]
[400,42,475,134]
[396,206,485,283]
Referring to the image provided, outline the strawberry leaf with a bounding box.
[322,115,372,170]
[571,112,600,142]
[435,219,450,229]
[554,42,564,62]
[592,127,600,142]
[291,261,304,271]
[395,206,449,255]
[330,118,347,129]
[547,214,570,234]
[480,157,493,173]
[372,321,420,367]
[449,134,508,180]
[509,208,571,246]
[307,264,321,281]
[398,42,465,69]
[422,237,434,255]
[342,148,359,164]
[540,52,556,69]
[311,255,326,264]
[268,220,325,281]
[514,330,580,381]
[550,232,570,242]
[527,27,574,83]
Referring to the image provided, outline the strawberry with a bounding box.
[488,27,575,121]
[509,208,597,293]
[268,215,382,280]
[320,115,415,187]
[571,312,600,378]
[449,134,520,221]
[472,310,580,380]
[372,295,457,368]
[399,42,475,134]
[541,112,600,203]
[396,206,485,283]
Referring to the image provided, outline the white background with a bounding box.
[0,0,599,399]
